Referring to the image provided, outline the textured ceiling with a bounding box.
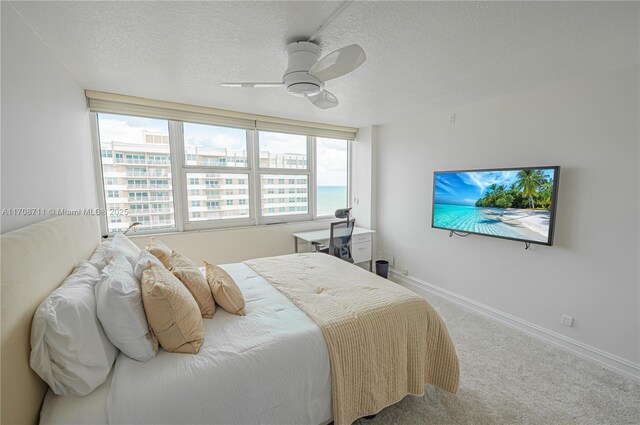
[9,1,639,127]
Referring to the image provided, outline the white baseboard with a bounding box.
[389,269,640,383]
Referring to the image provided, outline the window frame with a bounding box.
[256,133,314,225]
[315,137,352,220]
[91,112,352,236]
[178,121,255,231]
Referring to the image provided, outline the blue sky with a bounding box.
[434,169,555,206]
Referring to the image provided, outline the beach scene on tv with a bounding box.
[433,168,556,243]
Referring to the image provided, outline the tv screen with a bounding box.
[432,166,560,246]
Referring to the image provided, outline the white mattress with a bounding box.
[40,263,332,425]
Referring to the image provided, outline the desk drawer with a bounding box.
[351,241,371,264]
[352,233,371,244]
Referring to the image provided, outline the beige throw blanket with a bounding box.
[244,253,460,425]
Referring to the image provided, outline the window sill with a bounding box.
[126,217,337,240]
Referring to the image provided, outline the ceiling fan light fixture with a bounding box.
[283,70,323,97]
[286,82,322,97]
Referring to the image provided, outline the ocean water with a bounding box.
[433,204,548,241]
[317,186,347,216]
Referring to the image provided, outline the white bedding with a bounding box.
[41,263,332,425]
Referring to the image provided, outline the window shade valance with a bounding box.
[86,90,358,140]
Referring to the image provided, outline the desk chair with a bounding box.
[312,219,356,263]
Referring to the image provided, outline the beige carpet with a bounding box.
[352,280,640,425]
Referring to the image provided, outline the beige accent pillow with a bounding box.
[145,237,172,268]
[141,262,204,354]
[204,261,246,316]
[169,250,197,268]
[170,252,216,319]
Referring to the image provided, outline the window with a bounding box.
[150,191,169,201]
[316,137,349,216]
[130,203,149,211]
[97,113,174,232]
[149,179,169,189]
[186,173,249,222]
[184,122,248,168]
[258,131,307,169]
[148,155,169,164]
[255,131,311,221]
[261,174,308,216]
[92,105,353,234]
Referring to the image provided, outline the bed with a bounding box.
[1,215,459,425]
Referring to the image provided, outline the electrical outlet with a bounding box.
[561,314,574,327]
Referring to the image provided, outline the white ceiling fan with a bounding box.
[221,2,366,110]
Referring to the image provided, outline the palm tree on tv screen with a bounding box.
[514,169,545,209]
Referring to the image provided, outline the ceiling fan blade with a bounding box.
[307,90,338,109]
[220,82,284,88]
[308,44,366,82]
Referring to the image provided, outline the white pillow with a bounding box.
[66,260,101,286]
[30,262,119,396]
[134,250,165,282]
[88,239,112,272]
[95,254,158,362]
[107,233,141,269]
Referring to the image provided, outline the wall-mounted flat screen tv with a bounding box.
[432,166,560,246]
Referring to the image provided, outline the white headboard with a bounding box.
[1,215,101,424]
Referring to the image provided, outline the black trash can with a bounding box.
[375,260,389,279]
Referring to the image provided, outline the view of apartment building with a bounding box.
[100,132,309,232]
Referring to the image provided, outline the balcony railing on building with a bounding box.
[115,157,170,165]
[126,171,169,178]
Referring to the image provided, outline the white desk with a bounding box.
[293,227,376,270]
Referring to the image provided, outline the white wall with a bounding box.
[128,220,338,264]
[1,4,96,233]
[376,65,639,365]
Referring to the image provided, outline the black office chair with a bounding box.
[312,218,356,263]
